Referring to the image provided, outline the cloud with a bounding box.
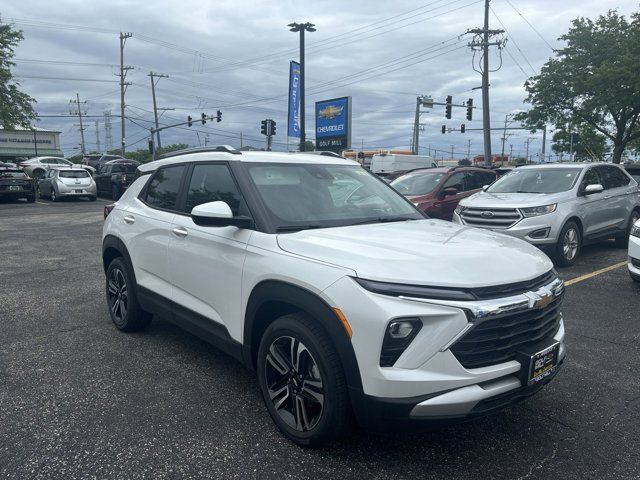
[3,0,638,158]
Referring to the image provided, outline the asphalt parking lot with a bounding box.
[1,198,639,480]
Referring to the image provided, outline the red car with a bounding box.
[390,166,498,220]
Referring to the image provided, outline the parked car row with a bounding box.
[387,162,640,267]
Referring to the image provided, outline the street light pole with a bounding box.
[289,22,316,152]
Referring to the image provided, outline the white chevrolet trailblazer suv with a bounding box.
[102,147,566,446]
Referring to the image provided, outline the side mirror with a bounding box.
[482,184,489,191]
[441,187,459,197]
[191,201,252,228]
[583,183,604,195]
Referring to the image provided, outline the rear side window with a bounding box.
[145,165,186,211]
[185,164,242,215]
[59,170,90,178]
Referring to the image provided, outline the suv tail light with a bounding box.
[104,203,116,220]
[121,174,127,184]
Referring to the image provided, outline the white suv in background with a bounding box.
[102,147,566,446]
[453,163,640,266]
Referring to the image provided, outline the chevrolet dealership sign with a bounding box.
[315,96,351,153]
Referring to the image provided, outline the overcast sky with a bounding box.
[3,0,638,159]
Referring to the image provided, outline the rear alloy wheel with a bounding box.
[555,221,581,267]
[257,313,350,447]
[615,210,640,248]
[105,257,152,331]
[50,188,58,202]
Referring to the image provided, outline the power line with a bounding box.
[489,5,535,75]
[504,0,556,52]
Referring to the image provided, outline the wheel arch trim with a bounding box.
[243,280,363,391]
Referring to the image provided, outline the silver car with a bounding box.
[453,163,640,266]
[38,168,97,202]
[20,157,95,178]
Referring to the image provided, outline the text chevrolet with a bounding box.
[102,147,566,446]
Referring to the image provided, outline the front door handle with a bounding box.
[604,195,611,199]
[123,215,135,224]
[172,227,188,238]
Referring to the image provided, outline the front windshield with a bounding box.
[390,172,445,195]
[487,168,580,194]
[244,163,423,230]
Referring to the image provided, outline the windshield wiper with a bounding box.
[351,216,419,226]
[276,224,325,233]
[515,190,543,193]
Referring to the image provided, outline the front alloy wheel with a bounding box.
[265,336,325,432]
[563,228,579,261]
[555,221,581,267]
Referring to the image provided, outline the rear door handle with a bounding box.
[604,196,611,199]
[123,215,135,224]
[172,227,188,238]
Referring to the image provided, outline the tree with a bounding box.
[515,10,640,163]
[551,125,608,161]
[458,158,472,166]
[0,19,37,128]
[303,140,315,151]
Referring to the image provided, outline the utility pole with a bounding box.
[119,32,133,156]
[451,144,455,160]
[501,113,514,157]
[95,120,101,152]
[525,138,533,162]
[467,139,472,157]
[70,93,87,155]
[149,71,169,149]
[289,22,316,152]
[465,0,505,167]
[541,125,547,161]
[104,110,112,152]
[509,144,514,160]
[569,132,574,162]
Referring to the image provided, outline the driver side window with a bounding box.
[581,168,600,189]
[441,172,465,192]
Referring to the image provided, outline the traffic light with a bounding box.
[270,120,276,136]
[466,98,473,121]
[187,116,193,127]
[216,110,222,123]
[445,95,452,119]
[441,125,446,134]
[461,124,465,133]
[201,113,207,125]
[261,119,268,136]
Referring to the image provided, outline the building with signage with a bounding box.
[0,126,63,163]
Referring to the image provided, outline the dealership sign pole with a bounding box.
[287,61,301,149]
[315,96,352,153]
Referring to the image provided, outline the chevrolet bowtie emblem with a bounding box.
[525,291,553,309]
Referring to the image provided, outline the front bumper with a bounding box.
[322,275,566,427]
[629,233,640,279]
[452,210,562,245]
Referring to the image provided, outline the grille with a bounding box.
[471,270,556,300]
[460,207,522,229]
[451,294,563,369]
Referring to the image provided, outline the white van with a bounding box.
[370,154,436,174]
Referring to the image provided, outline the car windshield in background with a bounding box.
[390,172,445,195]
[113,163,138,173]
[59,170,90,178]
[244,163,423,230]
[0,171,27,178]
[487,168,580,194]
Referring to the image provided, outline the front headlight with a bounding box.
[520,204,557,218]
[631,224,640,238]
[454,204,465,215]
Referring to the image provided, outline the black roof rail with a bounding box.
[158,145,241,159]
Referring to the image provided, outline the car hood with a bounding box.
[276,220,553,288]
[459,191,567,208]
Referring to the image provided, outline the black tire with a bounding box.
[105,257,152,332]
[88,195,97,202]
[50,188,58,202]
[112,185,121,200]
[257,313,351,447]
[555,221,581,267]
[615,210,640,248]
[26,194,35,203]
